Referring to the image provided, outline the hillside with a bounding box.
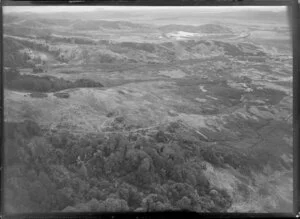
[3,8,293,214]
[4,33,269,67]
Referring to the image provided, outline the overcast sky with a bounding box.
[3,6,286,14]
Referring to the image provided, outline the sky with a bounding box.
[3,6,287,14]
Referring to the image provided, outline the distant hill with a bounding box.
[212,10,288,25]
[4,9,289,27]
[3,32,266,67]
[71,20,149,31]
[197,24,233,34]
[159,24,233,34]
[3,14,21,24]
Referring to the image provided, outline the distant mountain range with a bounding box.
[4,15,235,34]
[159,24,233,34]
[4,9,288,26]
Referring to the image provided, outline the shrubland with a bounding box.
[4,120,229,213]
[4,68,103,93]
[4,117,290,213]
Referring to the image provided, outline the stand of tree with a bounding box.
[4,117,289,213]
[4,68,103,93]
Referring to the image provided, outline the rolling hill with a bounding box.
[3,9,293,214]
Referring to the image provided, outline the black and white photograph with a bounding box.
[3,5,293,213]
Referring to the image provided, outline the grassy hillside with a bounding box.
[3,10,293,214]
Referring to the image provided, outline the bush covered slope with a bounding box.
[4,114,292,213]
[4,120,228,212]
[4,68,103,92]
